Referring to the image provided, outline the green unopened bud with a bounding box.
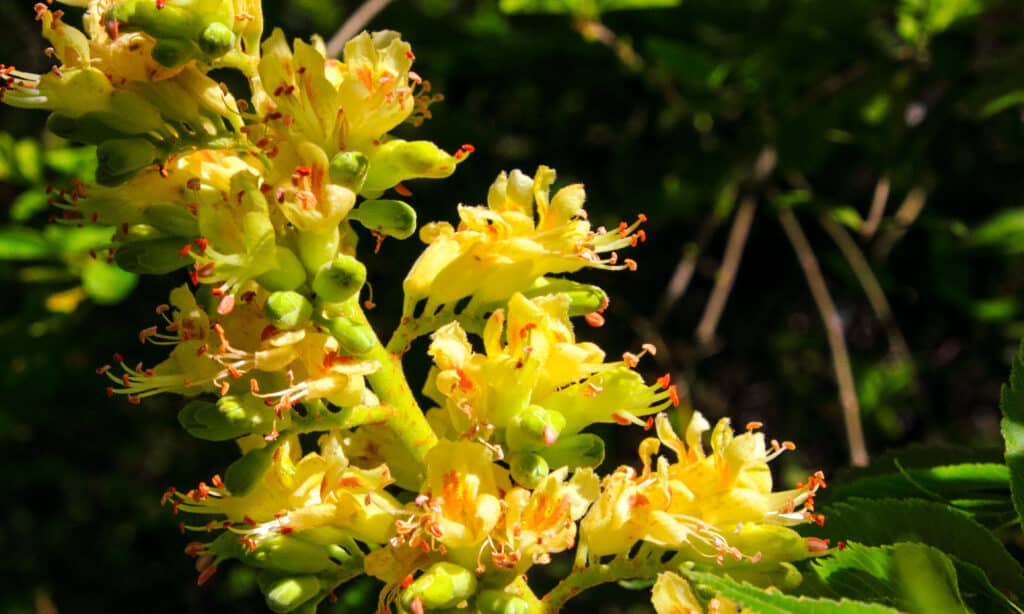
[362,139,457,194]
[114,237,192,274]
[312,255,366,303]
[723,524,809,565]
[539,433,605,470]
[523,278,608,317]
[249,536,335,574]
[349,199,417,240]
[151,37,197,68]
[106,1,202,40]
[143,204,200,237]
[177,395,274,441]
[475,590,530,614]
[400,562,477,611]
[198,22,234,57]
[506,405,566,452]
[256,246,307,291]
[263,575,322,613]
[508,452,549,489]
[264,291,313,330]
[46,113,117,144]
[328,151,369,191]
[224,440,280,496]
[321,316,375,356]
[721,561,802,590]
[97,137,160,178]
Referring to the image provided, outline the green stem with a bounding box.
[346,302,438,475]
[293,400,397,433]
[506,576,545,614]
[541,549,677,612]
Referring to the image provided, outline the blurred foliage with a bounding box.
[3,0,1024,611]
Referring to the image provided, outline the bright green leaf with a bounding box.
[80,259,138,304]
[0,227,53,259]
[682,569,900,613]
[1001,339,1024,529]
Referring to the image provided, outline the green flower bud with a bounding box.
[723,524,809,565]
[106,1,203,40]
[349,199,417,240]
[538,433,605,470]
[114,237,192,274]
[143,204,200,237]
[224,441,280,496]
[505,405,566,452]
[328,151,369,192]
[151,38,198,68]
[722,561,802,590]
[400,562,477,611]
[312,255,366,303]
[296,226,339,273]
[198,22,234,57]
[362,139,457,194]
[249,536,336,574]
[263,575,322,613]
[508,452,549,489]
[475,590,530,614]
[46,113,118,144]
[256,246,307,291]
[97,137,160,178]
[321,316,375,356]
[522,278,608,317]
[177,395,274,441]
[264,291,313,330]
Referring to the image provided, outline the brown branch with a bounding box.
[872,187,928,262]
[652,215,721,327]
[778,208,869,467]
[325,0,393,58]
[860,176,890,239]
[695,196,757,347]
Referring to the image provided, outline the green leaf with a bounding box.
[807,498,1024,596]
[682,569,900,613]
[971,209,1024,254]
[811,542,968,613]
[0,227,53,259]
[981,90,1024,118]
[10,190,48,222]
[1001,339,1024,529]
[80,259,137,304]
[824,463,1008,503]
[953,559,1024,614]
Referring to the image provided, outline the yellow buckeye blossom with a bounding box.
[169,433,401,583]
[403,165,646,319]
[580,412,825,564]
[103,285,379,411]
[391,440,510,571]
[493,467,599,571]
[424,293,678,446]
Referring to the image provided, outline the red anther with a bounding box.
[644,417,654,430]
[543,424,558,446]
[198,264,216,280]
[121,373,131,386]
[155,0,166,9]
[638,213,648,222]
[410,597,425,614]
[105,18,120,39]
[656,373,672,389]
[280,526,294,535]
[243,515,257,527]
[227,366,242,379]
[622,351,639,368]
[259,182,271,193]
[400,574,414,589]
[189,270,199,286]
[266,111,282,121]
[805,537,830,552]
[814,513,826,526]
[584,311,605,327]
[363,299,376,310]
[196,344,208,356]
[197,482,210,499]
[782,441,796,451]
[193,237,208,253]
[611,412,631,426]
[405,50,415,59]
[260,325,279,341]
[617,221,629,237]
[282,115,294,126]
[272,84,285,96]
[394,183,412,197]
[668,384,680,407]
[746,421,763,431]
[241,290,256,303]
[184,541,205,556]
[95,365,111,375]
[294,165,311,177]
[249,378,259,393]
[105,386,115,397]
[629,493,650,507]
[838,541,847,551]
[462,143,475,153]
[219,381,230,395]
[113,352,124,364]
[211,287,223,296]
[196,566,218,586]
[211,474,224,488]
[90,212,99,223]
[217,293,235,315]
[637,229,647,242]
[624,258,638,271]
[179,521,185,534]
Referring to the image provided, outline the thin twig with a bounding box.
[695,196,757,347]
[872,186,928,262]
[652,215,721,327]
[778,208,869,467]
[325,0,393,58]
[820,215,912,364]
[861,176,890,239]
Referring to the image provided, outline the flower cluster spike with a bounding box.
[4,1,832,612]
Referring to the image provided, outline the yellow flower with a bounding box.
[170,432,402,556]
[403,166,645,317]
[652,572,740,614]
[424,293,677,448]
[494,467,599,571]
[580,412,826,564]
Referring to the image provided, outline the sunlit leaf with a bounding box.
[682,570,900,613]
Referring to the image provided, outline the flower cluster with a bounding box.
[4,1,832,612]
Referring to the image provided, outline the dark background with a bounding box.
[2,0,1023,610]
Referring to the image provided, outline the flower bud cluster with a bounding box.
[4,2,831,612]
